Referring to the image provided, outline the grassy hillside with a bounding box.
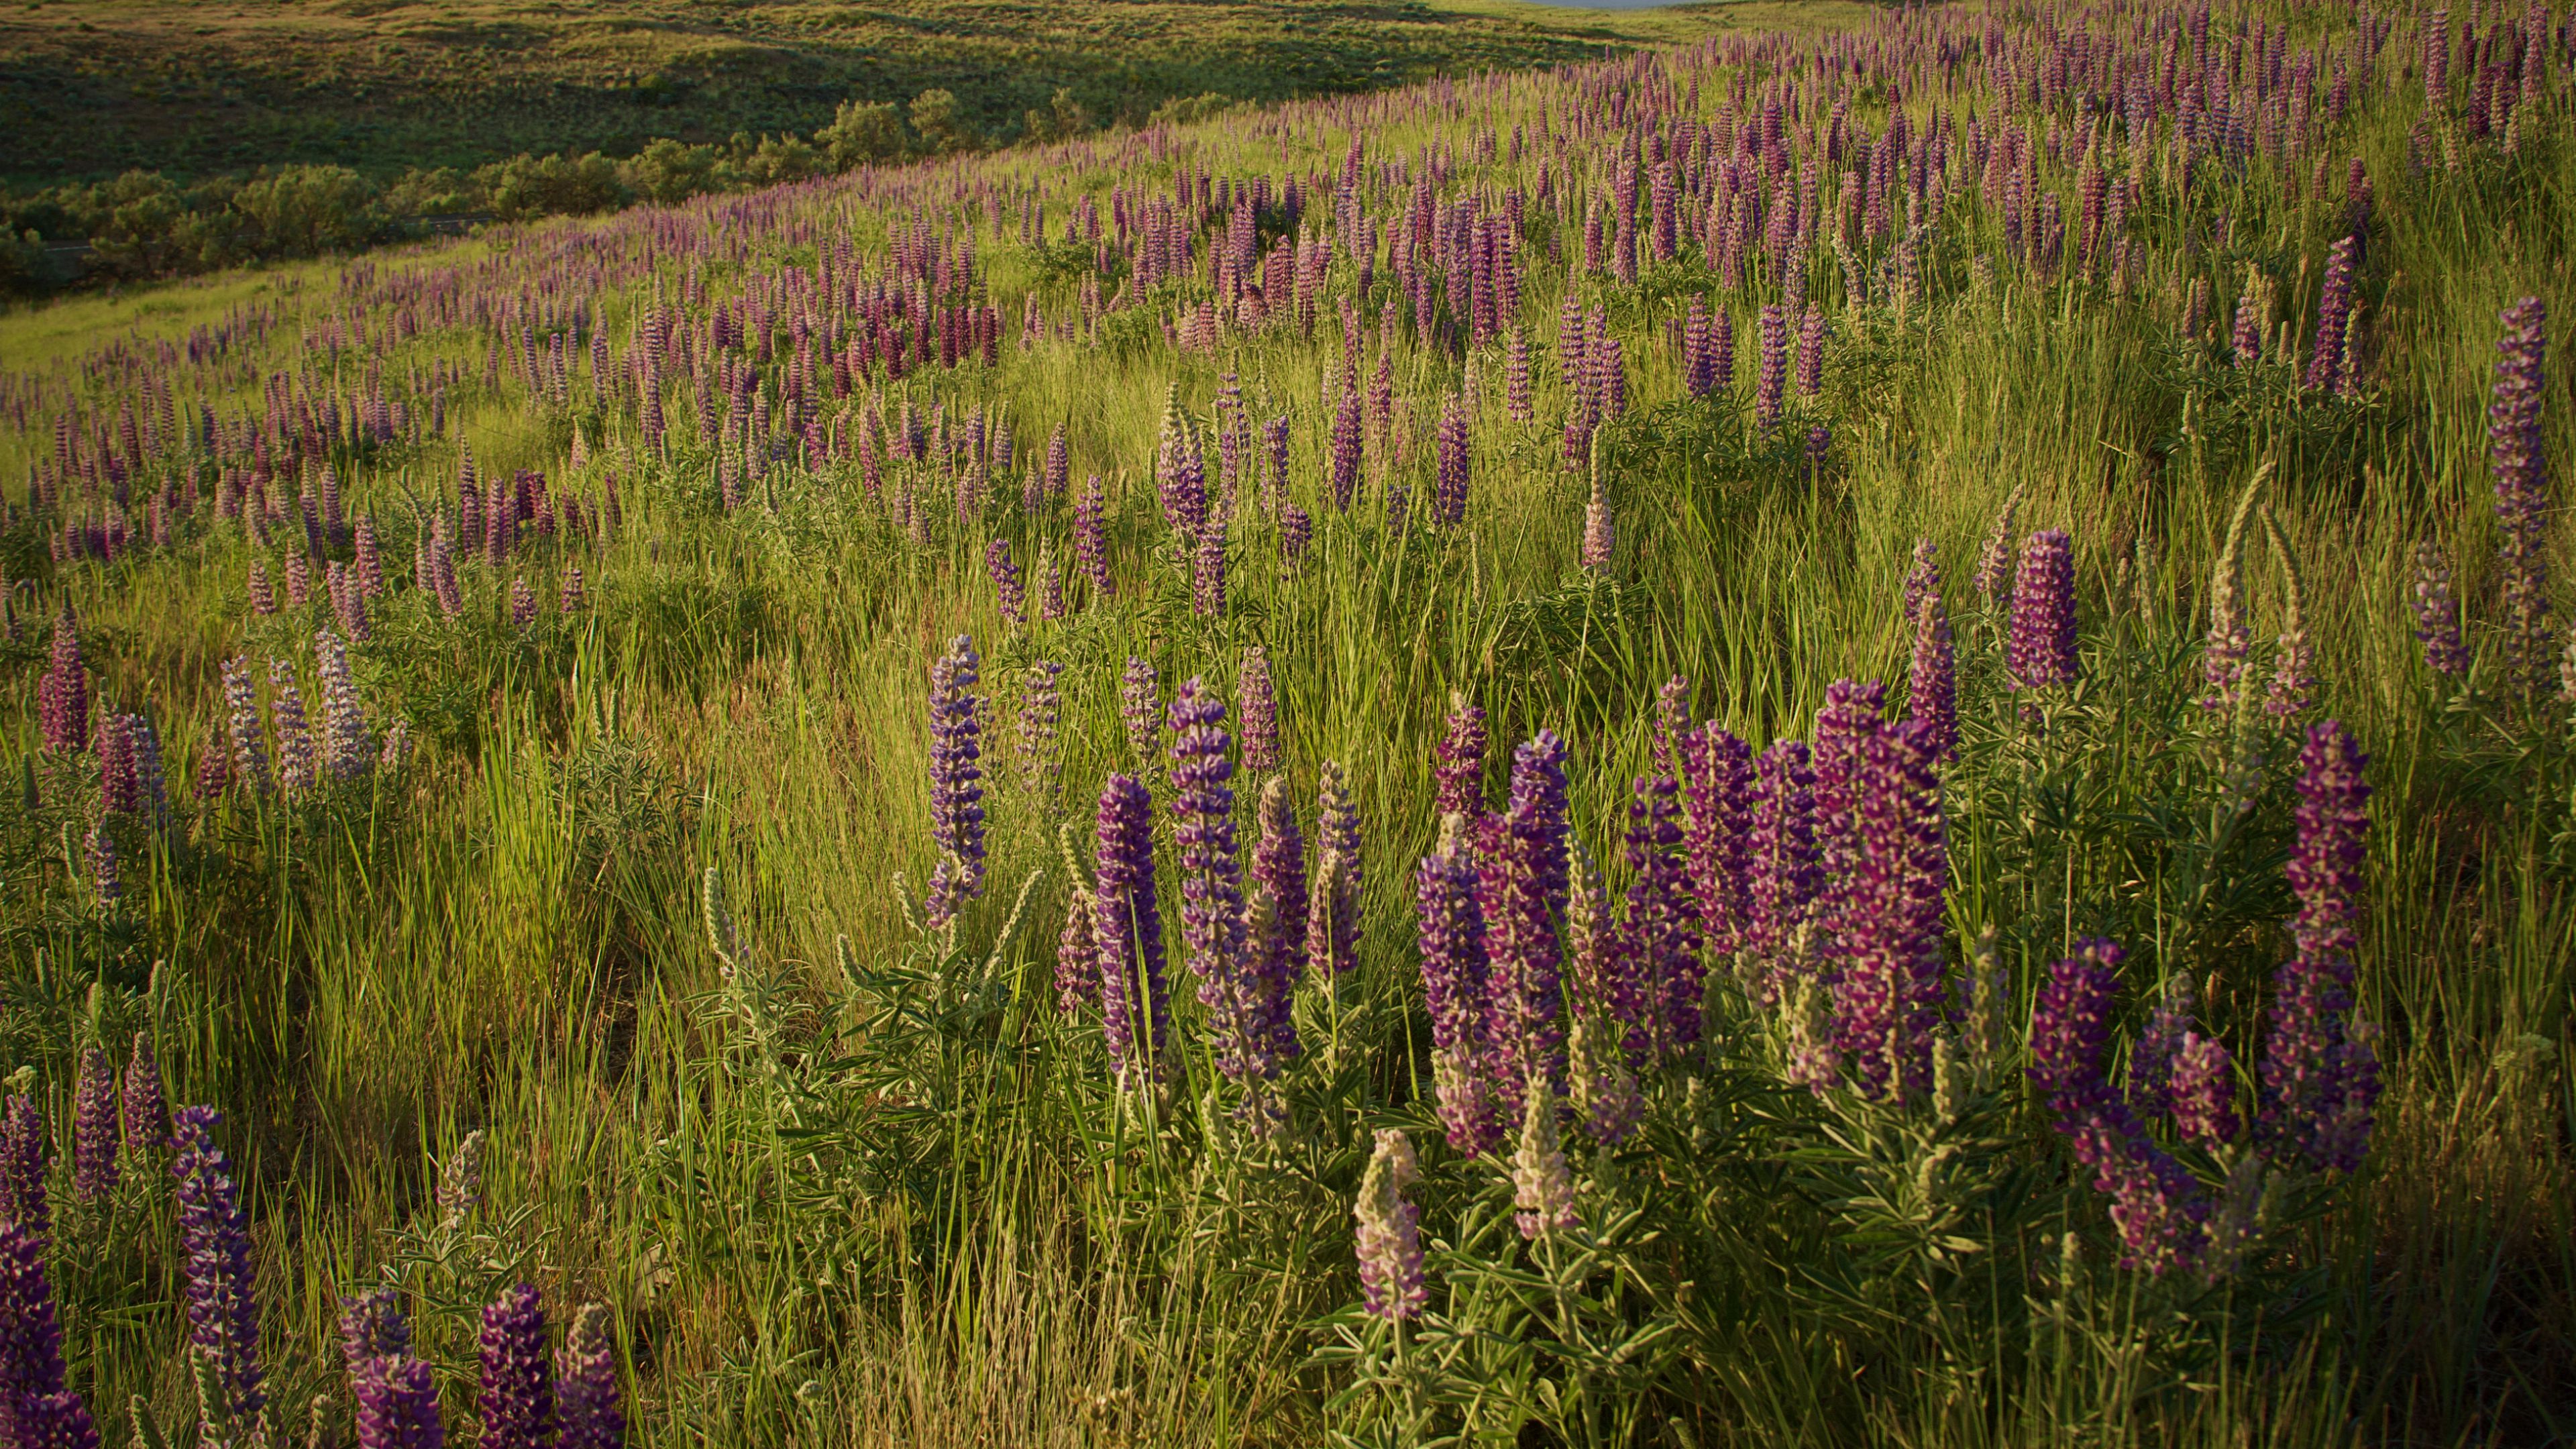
[0,0,2572,1443]
[0,0,1741,185]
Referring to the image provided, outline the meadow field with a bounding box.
[0,0,2571,1443]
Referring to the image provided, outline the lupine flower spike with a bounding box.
[1353,1129,1426,1321]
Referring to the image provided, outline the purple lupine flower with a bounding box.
[2259,721,2381,1175]
[1169,681,1273,1082]
[1327,392,1364,514]
[1434,692,1487,820]
[1093,774,1171,1090]
[316,630,372,781]
[1740,739,1822,1008]
[1755,303,1788,428]
[99,712,138,814]
[1192,515,1227,619]
[1651,676,1691,782]
[1247,776,1309,1050]
[1484,733,1570,1126]
[1505,325,1534,419]
[1119,657,1162,769]
[171,1106,266,1427]
[2170,1032,2239,1150]
[556,1303,622,1449]
[248,559,278,616]
[1908,590,1957,761]
[1680,296,1716,399]
[1434,392,1471,526]
[71,1045,118,1202]
[2304,235,2357,393]
[0,1094,48,1241]
[1676,722,1753,965]
[1044,423,1071,506]
[1074,475,1111,600]
[1621,770,1700,1059]
[121,1031,170,1156]
[341,1287,412,1369]
[355,515,385,598]
[2028,941,2215,1274]
[270,658,316,792]
[354,1354,443,1449]
[478,1284,555,1449]
[129,712,166,820]
[2490,297,2551,700]
[194,724,231,801]
[1236,647,1280,775]
[2410,543,2469,678]
[986,539,1025,625]
[1795,303,1827,396]
[1281,503,1313,573]
[1417,824,1498,1155]
[38,609,86,754]
[2007,530,2080,690]
[1353,1128,1426,1322]
[1810,678,1886,896]
[509,578,538,627]
[923,635,987,930]
[1309,761,1364,975]
[2231,289,2265,366]
[0,1221,101,1449]
[561,567,586,614]
[1824,718,1947,1100]
[328,560,370,643]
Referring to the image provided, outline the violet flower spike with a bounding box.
[37,608,86,755]
[1417,820,1499,1155]
[1434,691,1488,820]
[1484,733,1570,1126]
[354,1354,443,1449]
[2006,530,2080,690]
[922,634,987,930]
[71,1044,119,1201]
[1907,589,1957,762]
[171,1106,266,1428]
[1740,739,1821,1006]
[2409,542,2469,678]
[1169,680,1275,1083]
[121,1030,170,1156]
[2028,943,2216,1275]
[0,1093,48,1243]
[0,1221,101,1449]
[2490,297,2551,700]
[1247,777,1309,1059]
[478,1284,555,1449]
[1093,774,1171,1090]
[557,1303,623,1449]
[1676,722,1754,963]
[2258,721,2381,1175]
